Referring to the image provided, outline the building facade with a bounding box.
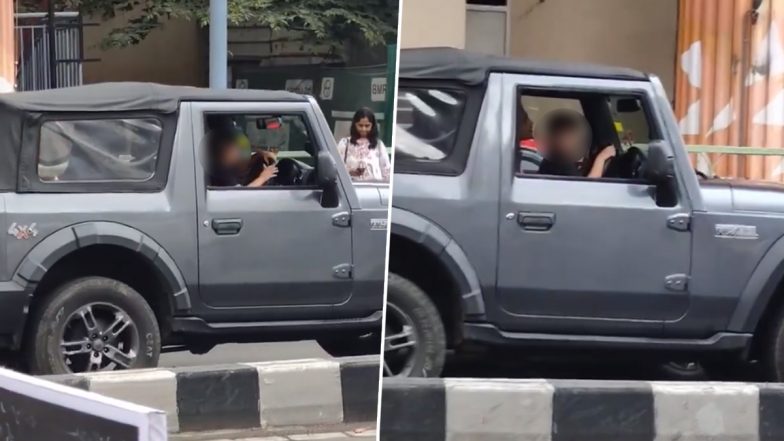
[401,0,784,181]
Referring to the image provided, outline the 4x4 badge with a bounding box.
[7,223,38,240]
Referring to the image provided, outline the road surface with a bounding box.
[159,340,336,367]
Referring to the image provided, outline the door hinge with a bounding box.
[332,263,353,279]
[332,212,351,228]
[664,274,689,292]
[667,213,691,231]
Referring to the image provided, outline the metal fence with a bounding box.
[15,11,84,91]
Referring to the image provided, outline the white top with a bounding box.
[337,137,391,182]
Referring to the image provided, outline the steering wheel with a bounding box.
[244,154,305,186]
[602,146,646,179]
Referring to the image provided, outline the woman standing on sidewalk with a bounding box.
[337,107,391,182]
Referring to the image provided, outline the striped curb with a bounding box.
[44,356,379,434]
[380,378,784,441]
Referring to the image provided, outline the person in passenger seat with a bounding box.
[537,109,615,178]
[517,105,538,150]
[209,130,278,187]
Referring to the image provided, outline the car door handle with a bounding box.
[212,219,243,235]
[517,212,555,231]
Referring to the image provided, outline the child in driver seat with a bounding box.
[209,130,278,188]
[537,109,615,178]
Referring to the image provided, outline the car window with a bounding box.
[395,87,466,161]
[38,118,161,183]
[204,113,318,189]
[516,91,655,181]
[609,96,651,148]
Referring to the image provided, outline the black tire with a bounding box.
[655,361,708,381]
[318,333,381,357]
[385,273,446,377]
[765,306,784,381]
[26,277,161,375]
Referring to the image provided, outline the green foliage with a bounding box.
[61,0,397,49]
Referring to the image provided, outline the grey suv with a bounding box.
[385,47,784,380]
[0,83,387,374]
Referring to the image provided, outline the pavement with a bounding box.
[159,340,332,367]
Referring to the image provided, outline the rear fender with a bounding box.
[14,221,191,312]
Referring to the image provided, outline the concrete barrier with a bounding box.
[380,378,784,441]
[45,355,380,434]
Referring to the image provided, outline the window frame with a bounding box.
[514,85,662,185]
[202,110,322,192]
[394,79,486,176]
[18,111,176,194]
[465,2,510,56]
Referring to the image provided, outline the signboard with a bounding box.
[371,78,386,102]
[320,77,335,100]
[0,368,166,441]
[284,79,314,95]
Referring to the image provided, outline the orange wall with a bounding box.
[676,0,784,180]
[0,0,14,91]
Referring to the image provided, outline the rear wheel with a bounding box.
[26,277,161,375]
[384,273,446,377]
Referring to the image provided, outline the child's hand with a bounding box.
[255,149,277,165]
[596,145,616,163]
[259,164,279,182]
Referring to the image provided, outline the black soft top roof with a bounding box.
[0,82,308,113]
[0,82,307,192]
[399,47,648,85]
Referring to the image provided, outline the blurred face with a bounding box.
[355,117,373,138]
[219,141,243,168]
[547,126,584,161]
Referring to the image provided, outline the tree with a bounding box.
[21,0,398,50]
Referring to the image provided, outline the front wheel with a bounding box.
[384,273,446,377]
[26,277,161,375]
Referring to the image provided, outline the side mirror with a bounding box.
[317,151,339,208]
[644,141,678,207]
[643,141,675,184]
[317,151,338,188]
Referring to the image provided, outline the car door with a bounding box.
[494,74,692,336]
[191,101,354,320]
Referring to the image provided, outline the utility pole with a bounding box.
[209,0,227,89]
[47,0,57,88]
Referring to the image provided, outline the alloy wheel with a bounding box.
[59,303,139,373]
[384,302,418,377]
